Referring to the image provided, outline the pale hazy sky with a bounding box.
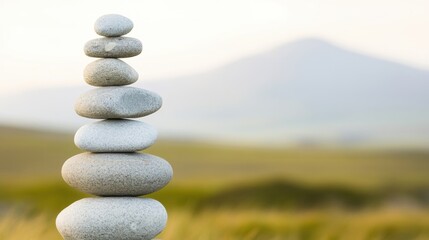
[1,0,428,95]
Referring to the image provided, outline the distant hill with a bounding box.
[1,38,429,147]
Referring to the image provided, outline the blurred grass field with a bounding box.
[1,126,429,239]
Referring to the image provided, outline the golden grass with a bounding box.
[161,208,429,240]
[2,207,429,240]
[0,212,59,240]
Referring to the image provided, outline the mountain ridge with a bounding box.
[1,38,428,147]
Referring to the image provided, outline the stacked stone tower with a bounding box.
[56,14,172,240]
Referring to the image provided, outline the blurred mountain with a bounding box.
[1,38,429,146]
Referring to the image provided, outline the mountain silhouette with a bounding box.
[1,38,428,146]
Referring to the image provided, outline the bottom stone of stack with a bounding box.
[56,197,167,240]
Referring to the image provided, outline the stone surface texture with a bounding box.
[58,14,169,240]
[84,59,138,86]
[56,197,167,240]
[75,87,162,119]
[62,153,173,196]
[84,37,142,58]
[94,14,133,37]
[74,119,157,152]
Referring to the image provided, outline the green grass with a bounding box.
[1,126,429,239]
[1,126,429,189]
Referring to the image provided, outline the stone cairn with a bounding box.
[56,14,173,240]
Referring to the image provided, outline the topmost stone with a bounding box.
[94,14,133,37]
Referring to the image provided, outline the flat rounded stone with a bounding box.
[84,59,138,86]
[75,87,162,119]
[74,119,157,152]
[95,14,133,37]
[84,37,142,58]
[62,153,173,196]
[56,197,167,240]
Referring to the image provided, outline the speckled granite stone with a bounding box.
[62,152,173,196]
[94,14,133,37]
[84,37,142,58]
[84,59,138,86]
[75,87,162,119]
[58,14,171,240]
[56,197,167,240]
[74,119,157,152]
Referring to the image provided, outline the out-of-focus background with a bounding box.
[1,0,429,239]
